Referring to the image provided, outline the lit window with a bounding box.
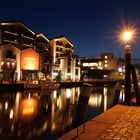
[7,62,11,69]
[12,62,15,68]
[12,62,15,66]
[104,75,108,78]
[105,64,107,67]
[118,67,123,72]
[105,56,107,59]
[1,62,4,65]
[83,63,88,67]
[105,60,107,63]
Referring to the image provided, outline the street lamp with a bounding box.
[122,31,132,104]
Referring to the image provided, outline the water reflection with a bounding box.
[88,94,102,107]
[103,87,107,111]
[0,86,118,140]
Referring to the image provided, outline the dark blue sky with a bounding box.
[1,0,140,58]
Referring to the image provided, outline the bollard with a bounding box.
[131,65,140,105]
[112,82,122,106]
[77,83,93,124]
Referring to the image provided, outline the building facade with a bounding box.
[0,21,80,82]
[0,21,49,81]
[81,53,125,81]
[49,37,81,81]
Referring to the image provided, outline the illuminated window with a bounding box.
[118,67,123,72]
[105,60,107,63]
[105,64,107,67]
[83,63,88,67]
[104,75,108,78]
[105,56,107,59]
[1,62,4,66]
[89,63,98,67]
[12,62,15,66]
[1,62,4,69]
[7,62,11,69]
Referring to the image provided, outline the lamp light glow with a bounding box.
[123,31,132,41]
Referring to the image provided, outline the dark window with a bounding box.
[76,69,78,75]
[6,50,13,58]
[68,61,70,65]
[68,68,70,73]
[58,59,60,64]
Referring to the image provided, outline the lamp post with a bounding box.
[123,31,132,104]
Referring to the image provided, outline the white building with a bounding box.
[49,37,81,81]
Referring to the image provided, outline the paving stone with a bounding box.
[98,106,140,140]
[58,105,140,140]
[128,137,136,140]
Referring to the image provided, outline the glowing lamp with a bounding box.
[123,31,132,42]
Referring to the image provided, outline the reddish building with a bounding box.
[0,21,50,81]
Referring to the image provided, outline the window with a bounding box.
[76,69,78,75]
[6,50,13,58]
[68,61,70,65]
[1,62,4,69]
[105,56,107,59]
[105,60,107,63]
[105,64,107,67]
[68,68,70,73]
[57,59,60,64]
[83,63,88,67]
[6,62,11,69]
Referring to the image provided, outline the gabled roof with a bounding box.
[53,36,74,47]
[0,20,36,35]
[36,33,49,42]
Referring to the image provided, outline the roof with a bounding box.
[52,36,74,47]
[0,20,36,35]
[36,33,49,42]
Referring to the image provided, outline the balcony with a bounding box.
[4,30,19,36]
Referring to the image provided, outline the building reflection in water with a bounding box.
[88,87,108,112]
[103,87,107,111]
[0,86,118,139]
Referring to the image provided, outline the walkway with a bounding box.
[58,104,140,140]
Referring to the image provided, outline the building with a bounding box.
[49,37,81,81]
[36,34,51,77]
[100,53,117,70]
[0,21,80,82]
[0,21,49,81]
[81,53,125,81]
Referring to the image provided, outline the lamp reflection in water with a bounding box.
[66,89,71,99]
[19,98,38,120]
[53,90,57,99]
[103,87,107,111]
[5,101,8,110]
[9,109,14,119]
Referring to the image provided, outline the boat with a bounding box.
[40,78,60,90]
[24,80,41,89]
[24,78,60,90]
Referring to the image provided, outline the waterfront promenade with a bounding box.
[58,104,140,140]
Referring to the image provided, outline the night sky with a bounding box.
[1,0,140,58]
